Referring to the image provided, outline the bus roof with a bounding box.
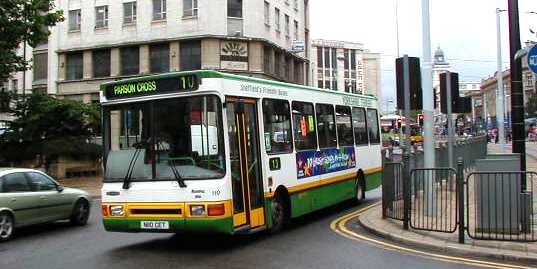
[100,70,378,101]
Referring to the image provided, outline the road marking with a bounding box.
[330,202,535,269]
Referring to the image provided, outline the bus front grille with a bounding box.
[130,209,182,215]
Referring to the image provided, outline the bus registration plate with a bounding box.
[140,221,169,230]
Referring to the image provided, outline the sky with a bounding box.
[310,0,537,105]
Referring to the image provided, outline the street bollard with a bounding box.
[457,157,465,244]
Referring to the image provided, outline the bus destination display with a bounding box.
[104,75,199,99]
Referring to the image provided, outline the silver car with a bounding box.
[0,168,91,241]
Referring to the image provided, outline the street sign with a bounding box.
[529,44,537,74]
[291,40,305,53]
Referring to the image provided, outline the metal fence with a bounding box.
[466,171,537,242]
[382,162,404,221]
[410,168,458,233]
[435,136,487,170]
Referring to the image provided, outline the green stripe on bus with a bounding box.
[103,217,234,234]
[290,179,355,218]
[365,172,382,191]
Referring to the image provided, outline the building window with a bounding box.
[228,0,242,18]
[180,40,201,71]
[293,20,299,40]
[66,52,83,80]
[93,49,111,78]
[274,8,280,32]
[153,0,167,21]
[294,0,298,10]
[352,107,368,145]
[263,45,272,74]
[284,14,290,38]
[33,53,48,82]
[183,0,198,17]
[336,106,354,147]
[366,109,380,144]
[263,99,293,154]
[150,43,170,73]
[316,103,336,148]
[95,6,109,29]
[68,9,81,31]
[264,1,270,26]
[120,46,139,75]
[123,2,137,24]
[274,50,281,77]
[292,101,317,150]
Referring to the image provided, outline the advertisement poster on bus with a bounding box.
[296,147,356,179]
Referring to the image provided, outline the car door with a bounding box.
[26,172,70,221]
[0,172,41,226]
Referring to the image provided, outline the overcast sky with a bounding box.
[310,0,537,104]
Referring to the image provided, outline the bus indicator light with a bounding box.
[207,204,226,216]
[102,205,110,217]
[190,205,206,216]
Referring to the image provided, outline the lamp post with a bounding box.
[496,8,507,148]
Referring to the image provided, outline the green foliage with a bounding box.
[0,0,63,81]
[0,94,101,164]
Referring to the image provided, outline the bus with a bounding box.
[100,70,382,234]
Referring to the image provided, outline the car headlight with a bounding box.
[190,205,205,216]
[110,205,125,216]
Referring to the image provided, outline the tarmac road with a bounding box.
[0,189,480,269]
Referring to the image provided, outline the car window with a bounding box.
[26,172,57,191]
[3,173,31,192]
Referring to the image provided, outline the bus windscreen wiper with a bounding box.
[122,148,142,189]
[169,159,187,188]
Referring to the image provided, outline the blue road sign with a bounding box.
[529,45,537,74]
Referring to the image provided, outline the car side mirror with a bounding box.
[56,185,64,192]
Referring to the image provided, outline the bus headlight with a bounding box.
[110,205,125,216]
[190,205,205,216]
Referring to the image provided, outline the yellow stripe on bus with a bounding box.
[264,166,382,198]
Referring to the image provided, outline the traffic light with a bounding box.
[396,57,423,110]
[418,114,424,127]
[397,118,402,129]
[439,72,459,114]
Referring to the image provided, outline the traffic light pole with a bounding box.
[421,0,435,170]
[447,71,454,169]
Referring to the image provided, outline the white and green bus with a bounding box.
[100,70,382,234]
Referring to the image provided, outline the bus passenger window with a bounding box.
[262,99,293,154]
[316,104,337,148]
[336,106,354,147]
[367,109,381,144]
[352,107,368,146]
[292,101,317,151]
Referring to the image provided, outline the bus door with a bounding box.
[226,98,265,229]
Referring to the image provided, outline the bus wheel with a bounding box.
[355,173,365,204]
[270,192,288,233]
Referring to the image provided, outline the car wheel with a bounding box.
[269,193,288,234]
[0,213,14,242]
[70,199,90,226]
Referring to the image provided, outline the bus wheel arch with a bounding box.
[270,186,290,233]
[355,170,366,203]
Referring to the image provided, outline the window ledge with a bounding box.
[94,26,109,32]
[122,22,136,28]
[264,22,271,28]
[152,19,167,24]
[182,15,198,20]
[68,29,81,33]
[227,16,244,20]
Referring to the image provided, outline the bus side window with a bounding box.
[292,101,318,151]
[335,105,354,147]
[366,108,381,144]
[352,107,368,146]
[262,99,293,154]
[316,103,337,149]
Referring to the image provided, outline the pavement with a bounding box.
[354,142,537,265]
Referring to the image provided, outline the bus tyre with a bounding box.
[355,174,365,204]
[70,199,90,226]
[0,212,14,242]
[270,194,288,233]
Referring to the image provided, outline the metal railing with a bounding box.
[382,162,404,221]
[466,171,537,242]
[410,168,458,233]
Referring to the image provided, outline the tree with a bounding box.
[0,0,63,82]
[0,94,101,167]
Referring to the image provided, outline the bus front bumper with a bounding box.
[103,217,234,234]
